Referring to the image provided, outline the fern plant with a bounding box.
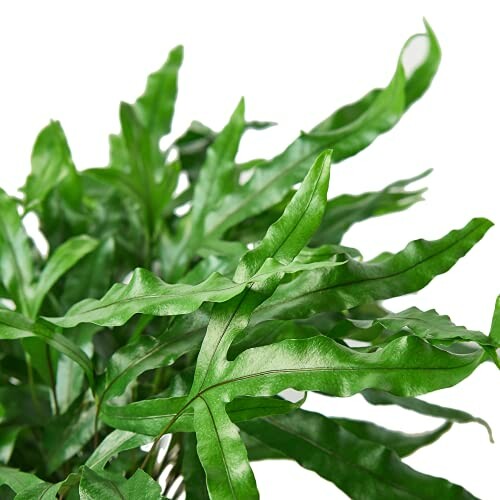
[0,20,498,499]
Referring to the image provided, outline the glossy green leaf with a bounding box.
[255,218,493,321]
[80,466,162,500]
[24,121,79,212]
[240,409,476,499]
[193,395,258,500]
[219,335,484,401]
[164,99,246,280]
[0,466,44,494]
[102,396,303,436]
[191,150,332,395]
[85,430,151,471]
[203,22,440,238]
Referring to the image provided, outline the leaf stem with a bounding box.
[46,343,60,416]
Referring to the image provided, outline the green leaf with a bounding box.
[60,238,115,309]
[331,417,452,457]
[191,150,332,394]
[312,169,430,246]
[85,430,151,471]
[0,466,44,494]
[219,335,484,401]
[32,235,98,316]
[102,396,303,436]
[363,389,493,442]
[0,427,22,464]
[489,295,500,346]
[56,324,96,414]
[48,248,343,330]
[203,22,440,238]
[255,218,493,321]
[0,311,94,389]
[43,392,96,474]
[182,433,210,500]
[24,121,79,212]
[0,189,34,315]
[98,325,205,405]
[132,46,183,145]
[164,99,246,280]
[193,395,258,500]
[79,467,162,500]
[240,409,476,499]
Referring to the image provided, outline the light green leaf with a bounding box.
[24,121,79,211]
[489,295,500,346]
[0,466,44,494]
[102,396,303,437]
[204,22,440,238]
[85,430,151,471]
[79,466,162,500]
[219,335,484,401]
[193,396,258,500]
[255,218,493,321]
[191,150,332,394]
[165,99,246,281]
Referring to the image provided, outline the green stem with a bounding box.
[45,344,60,416]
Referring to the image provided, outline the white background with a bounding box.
[1,1,499,498]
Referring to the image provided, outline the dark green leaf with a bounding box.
[240,409,476,500]
[363,389,493,441]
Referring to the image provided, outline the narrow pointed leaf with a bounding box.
[204,22,439,238]
[240,409,476,499]
[182,433,210,500]
[489,295,500,346]
[191,150,332,392]
[32,235,98,316]
[0,310,94,388]
[219,335,484,401]
[331,417,452,457]
[85,430,151,471]
[255,218,493,321]
[312,169,430,245]
[193,396,258,500]
[102,395,303,436]
[0,189,34,314]
[24,120,78,211]
[363,389,493,441]
[165,99,246,280]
